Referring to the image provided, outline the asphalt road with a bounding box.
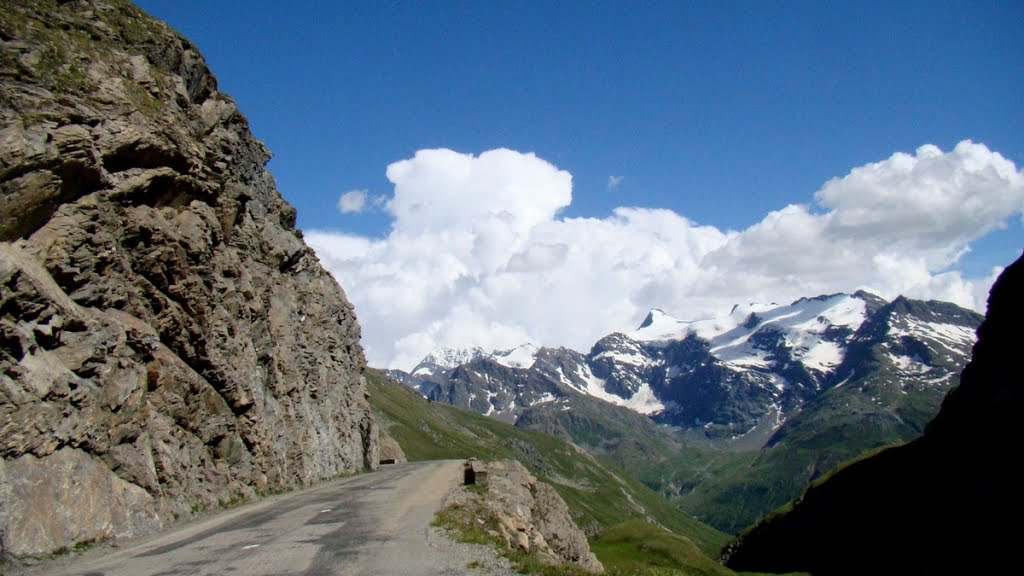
[31,460,479,576]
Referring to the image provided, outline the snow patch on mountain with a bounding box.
[891,354,929,375]
[889,318,977,352]
[412,343,540,375]
[621,383,667,415]
[802,340,843,371]
[492,343,539,369]
[593,348,653,367]
[560,363,665,415]
[530,392,557,406]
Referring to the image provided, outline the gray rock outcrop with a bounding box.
[479,460,603,573]
[378,428,407,464]
[1,0,377,562]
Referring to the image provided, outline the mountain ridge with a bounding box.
[397,290,980,443]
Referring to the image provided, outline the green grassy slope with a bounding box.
[366,369,727,557]
[678,366,951,533]
[592,520,734,576]
[515,389,753,513]
[591,520,810,576]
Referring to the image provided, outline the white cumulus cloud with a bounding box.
[815,141,1023,263]
[337,189,368,214]
[308,142,1024,369]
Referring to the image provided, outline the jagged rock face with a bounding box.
[0,0,377,561]
[722,253,1024,576]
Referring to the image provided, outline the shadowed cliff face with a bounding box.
[0,0,377,561]
[723,252,1024,576]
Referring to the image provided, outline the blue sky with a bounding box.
[136,1,1023,367]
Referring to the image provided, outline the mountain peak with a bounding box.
[631,308,694,342]
[412,346,487,374]
[412,343,541,374]
[637,308,672,329]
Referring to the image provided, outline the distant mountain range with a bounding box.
[391,291,980,446]
[387,291,983,533]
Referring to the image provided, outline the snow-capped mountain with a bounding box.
[412,346,488,375]
[393,291,982,442]
[632,293,875,375]
[408,343,541,376]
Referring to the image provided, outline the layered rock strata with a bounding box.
[0,0,377,561]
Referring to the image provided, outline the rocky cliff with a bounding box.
[0,0,377,561]
[722,252,1024,575]
[443,460,604,573]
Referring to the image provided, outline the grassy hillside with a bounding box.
[508,360,957,535]
[514,391,756,529]
[366,369,727,558]
[678,366,950,533]
[591,520,734,576]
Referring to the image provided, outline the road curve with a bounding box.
[30,460,488,576]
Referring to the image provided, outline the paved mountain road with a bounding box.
[28,460,512,576]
